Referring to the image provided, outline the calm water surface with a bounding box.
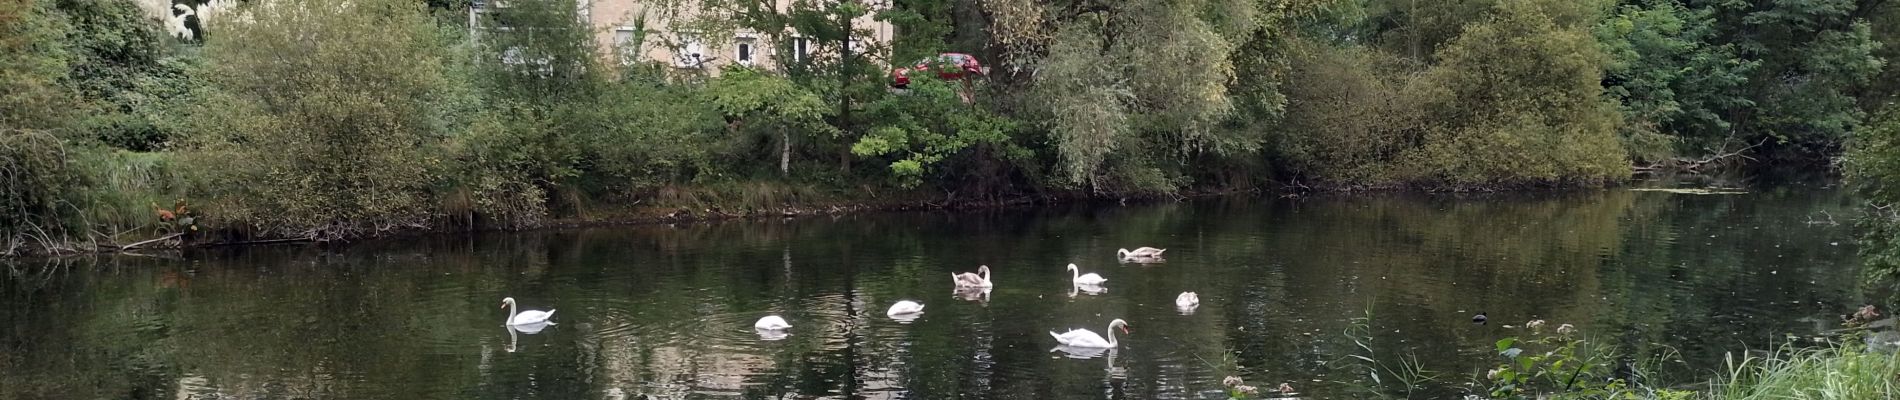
[0,185,1867,399]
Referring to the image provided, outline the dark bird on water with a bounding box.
[1472,312,1488,325]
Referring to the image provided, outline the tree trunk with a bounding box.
[838,8,853,174]
[780,126,791,177]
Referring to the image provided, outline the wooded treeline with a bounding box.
[4,0,1900,251]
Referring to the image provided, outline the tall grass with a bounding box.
[1713,344,1899,400]
[70,149,187,238]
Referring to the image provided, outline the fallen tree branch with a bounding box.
[1682,137,1769,170]
[199,237,314,247]
[121,233,185,251]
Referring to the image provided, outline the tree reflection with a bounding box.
[0,187,1862,399]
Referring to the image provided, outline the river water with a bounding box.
[0,184,1867,399]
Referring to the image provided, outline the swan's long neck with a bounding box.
[982,268,992,284]
[1105,322,1119,346]
[506,301,519,322]
[1070,267,1080,281]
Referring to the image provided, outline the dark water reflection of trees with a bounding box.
[0,187,1863,399]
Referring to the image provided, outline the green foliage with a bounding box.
[855,76,1024,188]
[1697,0,1887,162]
[1276,0,1626,188]
[181,0,464,238]
[1275,38,1434,185]
[53,0,181,150]
[1594,0,1756,162]
[0,0,79,131]
[1848,106,1900,299]
[1412,0,1627,186]
[3,0,1898,249]
[1336,309,1440,398]
[478,0,602,101]
[982,0,1285,194]
[0,130,87,251]
[1485,329,1631,398]
[1713,342,1900,399]
[706,66,838,178]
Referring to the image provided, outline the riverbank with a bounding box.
[10,167,1791,258]
[7,181,1273,257]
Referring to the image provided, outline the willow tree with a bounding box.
[981,0,1324,193]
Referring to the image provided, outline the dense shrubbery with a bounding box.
[176,0,465,239]
[3,0,1899,249]
[1277,0,1626,187]
[1848,105,1900,300]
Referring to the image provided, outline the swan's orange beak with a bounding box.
[499,302,507,309]
[1121,326,1132,334]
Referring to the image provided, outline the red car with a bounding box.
[891,53,984,89]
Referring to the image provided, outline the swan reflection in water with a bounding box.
[1050,346,1129,380]
[755,327,791,341]
[1051,344,1112,359]
[953,287,991,304]
[1069,283,1107,298]
[504,321,552,353]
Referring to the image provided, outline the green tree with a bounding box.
[1847,105,1900,299]
[1594,0,1756,163]
[1411,0,1626,186]
[982,0,1315,193]
[181,0,466,239]
[479,0,602,101]
[706,67,837,178]
[1693,0,1887,162]
[853,75,1024,188]
[54,0,184,150]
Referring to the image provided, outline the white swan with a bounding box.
[952,265,994,288]
[1175,292,1200,307]
[1067,263,1106,285]
[1118,247,1166,263]
[887,300,924,316]
[1118,247,1166,259]
[1049,318,1129,348]
[755,315,792,330]
[500,297,556,326]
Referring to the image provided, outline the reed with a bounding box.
[1712,343,1899,400]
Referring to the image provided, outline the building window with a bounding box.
[614,27,641,64]
[791,36,810,62]
[735,40,754,65]
[674,33,705,68]
[614,28,637,46]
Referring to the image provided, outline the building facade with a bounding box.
[583,0,893,73]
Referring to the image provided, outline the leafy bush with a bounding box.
[1849,106,1900,300]
[0,130,88,252]
[855,76,1025,188]
[179,0,466,239]
[0,0,80,131]
[1276,0,1626,189]
[1410,0,1626,187]
[1483,322,1692,400]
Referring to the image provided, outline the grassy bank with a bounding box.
[1325,311,1898,400]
